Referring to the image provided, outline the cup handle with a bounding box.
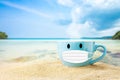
[90,45,106,64]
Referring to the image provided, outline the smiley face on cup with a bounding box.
[58,41,106,67]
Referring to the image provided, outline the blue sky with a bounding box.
[0,0,120,38]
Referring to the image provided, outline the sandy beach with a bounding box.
[0,58,120,80]
[0,40,120,80]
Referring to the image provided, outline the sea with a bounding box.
[0,39,120,66]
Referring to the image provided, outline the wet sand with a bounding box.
[0,59,120,80]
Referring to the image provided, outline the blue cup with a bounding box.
[58,41,106,67]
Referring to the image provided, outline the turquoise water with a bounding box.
[0,39,120,66]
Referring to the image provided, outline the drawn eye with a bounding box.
[79,43,82,48]
[67,44,70,49]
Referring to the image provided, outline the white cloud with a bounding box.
[67,21,100,38]
[0,1,52,18]
[57,0,74,7]
[85,0,120,9]
[57,0,120,38]
[99,20,120,36]
[67,20,120,38]
[99,27,120,36]
[71,7,83,23]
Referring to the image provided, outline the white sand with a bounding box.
[0,59,120,80]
